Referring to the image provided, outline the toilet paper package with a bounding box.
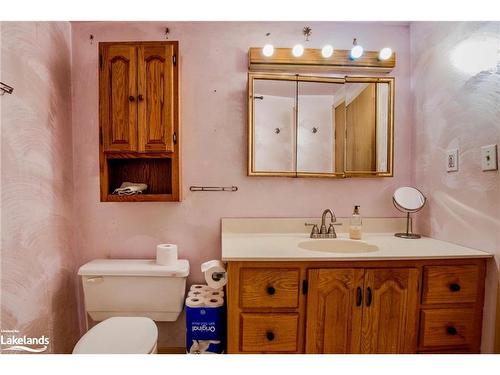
[201,260,227,289]
[185,299,225,354]
[156,244,178,266]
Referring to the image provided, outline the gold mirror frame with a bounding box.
[247,73,394,178]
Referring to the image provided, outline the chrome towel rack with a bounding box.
[190,186,238,192]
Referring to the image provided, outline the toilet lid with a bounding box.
[73,317,158,354]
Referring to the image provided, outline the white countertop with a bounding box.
[221,218,492,261]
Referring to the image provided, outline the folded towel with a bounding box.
[113,182,148,195]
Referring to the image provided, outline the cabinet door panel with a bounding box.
[305,269,364,353]
[138,44,176,152]
[100,45,138,151]
[361,268,419,353]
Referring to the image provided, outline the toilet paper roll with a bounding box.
[201,260,227,289]
[156,244,178,266]
[185,296,205,308]
[205,290,225,299]
[187,290,205,298]
[204,296,224,308]
[190,284,210,292]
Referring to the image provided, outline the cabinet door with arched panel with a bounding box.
[138,43,177,153]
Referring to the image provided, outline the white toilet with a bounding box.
[73,258,189,354]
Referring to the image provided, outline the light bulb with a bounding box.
[350,45,364,59]
[321,45,334,58]
[378,47,392,60]
[292,44,304,57]
[262,44,274,57]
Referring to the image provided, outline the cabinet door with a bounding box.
[100,45,138,151]
[137,44,176,152]
[360,268,419,353]
[305,269,365,353]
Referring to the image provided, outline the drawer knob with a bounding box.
[128,95,135,102]
[446,326,458,336]
[449,283,461,292]
[266,331,275,341]
[267,286,276,295]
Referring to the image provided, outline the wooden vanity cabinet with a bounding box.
[226,259,486,354]
[99,41,180,202]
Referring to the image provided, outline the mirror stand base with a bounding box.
[395,233,421,239]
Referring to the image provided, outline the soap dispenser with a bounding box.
[349,205,362,240]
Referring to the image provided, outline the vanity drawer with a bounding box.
[419,308,475,349]
[422,265,479,304]
[240,268,300,309]
[240,313,299,352]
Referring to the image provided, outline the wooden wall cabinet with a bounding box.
[226,258,486,354]
[99,41,180,202]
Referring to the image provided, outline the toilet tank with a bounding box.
[78,259,189,322]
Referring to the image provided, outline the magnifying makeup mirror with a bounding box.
[393,187,427,239]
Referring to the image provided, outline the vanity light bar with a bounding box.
[249,47,396,73]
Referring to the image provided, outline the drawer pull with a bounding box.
[356,287,363,306]
[266,331,275,341]
[449,283,461,292]
[366,287,372,307]
[446,326,458,336]
[266,286,276,295]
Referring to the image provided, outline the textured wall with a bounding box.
[71,21,412,347]
[411,21,500,352]
[0,22,80,353]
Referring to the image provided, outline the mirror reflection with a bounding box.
[345,80,391,174]
[253,79,296,174]
[297,81,345,175]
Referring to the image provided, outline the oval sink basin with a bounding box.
[298,239,379,253]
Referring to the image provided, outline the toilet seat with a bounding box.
[73,317,158,354]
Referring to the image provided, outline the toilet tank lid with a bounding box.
[78,259,190,277]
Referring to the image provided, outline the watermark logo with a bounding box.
[1,329,49,353]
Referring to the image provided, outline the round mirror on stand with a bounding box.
[393,187,427,239]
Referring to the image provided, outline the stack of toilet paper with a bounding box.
[186,285,224,308]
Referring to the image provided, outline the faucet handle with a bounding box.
[327,223,338,238]
[305,223,320,237]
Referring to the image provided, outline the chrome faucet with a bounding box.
[305,209,342,239]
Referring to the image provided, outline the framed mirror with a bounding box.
[248,73,394,178]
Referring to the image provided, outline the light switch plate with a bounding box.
[446,149,458,172]
[481,144,498,171]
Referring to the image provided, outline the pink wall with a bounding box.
[410,21,500,352]
[0,22,80,353]
[70,21,412,347]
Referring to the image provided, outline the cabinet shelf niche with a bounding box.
[102,156,178,202]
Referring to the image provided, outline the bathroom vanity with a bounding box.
[222,218,492,354]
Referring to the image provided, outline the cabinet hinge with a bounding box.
[173,132,177,145]
[173,54,177,66]
[99,54,103,69]
[302,280,308,295]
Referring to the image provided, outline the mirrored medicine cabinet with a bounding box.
[247,73,394,178]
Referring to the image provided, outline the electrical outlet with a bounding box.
[481,144,498,171]
[446,149,458,172]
